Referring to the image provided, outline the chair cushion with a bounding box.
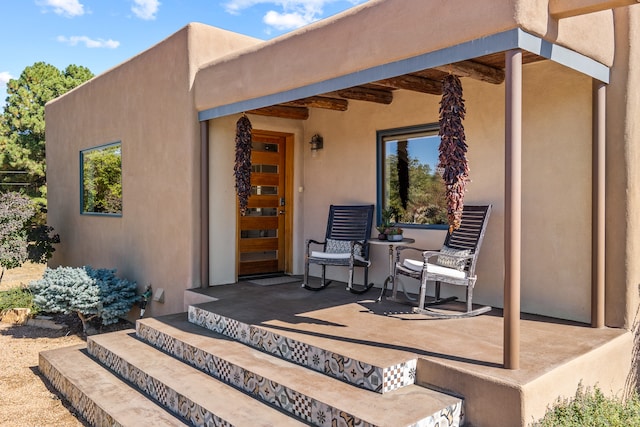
[311,250,370,265]
[436,245,471,271]
[402,259,467,279]
[311,251,350,259]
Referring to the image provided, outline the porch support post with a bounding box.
[200,120,210,289]
[592,80,606,328]
[504,49,522,370]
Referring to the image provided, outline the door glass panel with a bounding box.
[241,229,277,238]
[251,186,278,195]
[251,164,278,173]
[240,251,278,261]
[252,142,279,152]
[245,207,278,216]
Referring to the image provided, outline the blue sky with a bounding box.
[0,0,366,107]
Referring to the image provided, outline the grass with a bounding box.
[0,286,39,315]
[532,383,640,427]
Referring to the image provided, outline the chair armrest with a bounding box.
[305,239,326,255]
[394,245,434,263]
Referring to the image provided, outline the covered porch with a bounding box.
[184,279,632,426]
[196,0,623,373]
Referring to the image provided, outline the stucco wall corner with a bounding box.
[513,0,615,66]
[185,22,263,89]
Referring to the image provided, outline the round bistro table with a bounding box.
[368,237,415,302]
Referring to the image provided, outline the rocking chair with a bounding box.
[393,204,492,318]
[302,204,374,294]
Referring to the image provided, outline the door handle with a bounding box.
[279,210,285,215]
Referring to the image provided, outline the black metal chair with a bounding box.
[393,204,492,317]
[302,204,374,294]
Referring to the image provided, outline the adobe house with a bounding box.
[43,0,640,425]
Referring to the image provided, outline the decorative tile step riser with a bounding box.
[187,305,416,394]
[135,321,372,426]
[87,340,232,427]
[39,354,124,427]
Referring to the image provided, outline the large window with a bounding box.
[80,142,122,216]
[377,124,447,228]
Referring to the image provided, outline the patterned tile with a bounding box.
[312,400,332,427]
[308,346,326,371]
[186,305,417,393]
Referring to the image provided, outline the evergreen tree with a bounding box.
[29,266,138,332]
[0,62,93,207]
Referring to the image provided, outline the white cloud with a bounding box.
[0,72,13,86]
[224,0,365,31]
[57,36,120,49]
[37,0,85,17]
[131,0,160,20]
[263,10,310,30]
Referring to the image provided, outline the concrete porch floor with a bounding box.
[185,278,634,426]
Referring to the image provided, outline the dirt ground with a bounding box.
[0,263,131,426]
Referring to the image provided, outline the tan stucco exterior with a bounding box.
[46,0,640,324]
[46,24,261,316]
[45,2,640,423]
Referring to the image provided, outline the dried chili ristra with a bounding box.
[234,115,252,216]
[438,74,469,231]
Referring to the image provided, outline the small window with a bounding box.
[80,142,122,216]
[377,124,447,228]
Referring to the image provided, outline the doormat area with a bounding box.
[247,276,302,286]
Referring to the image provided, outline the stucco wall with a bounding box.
[606,6,640,328]
[290,60,592,322]
[45,25,262,317]
[193,0,613,112]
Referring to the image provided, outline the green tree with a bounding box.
[0,62,93,208]
[386,154,447,225]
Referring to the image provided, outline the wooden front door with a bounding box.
[237,131,289,276]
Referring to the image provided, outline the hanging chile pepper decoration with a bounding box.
[234,114,252,216]
[438,74,469,231]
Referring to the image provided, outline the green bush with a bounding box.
[29,266,137,332]
[0,286,39,315]
[532,383,640,427]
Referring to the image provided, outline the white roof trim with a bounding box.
[198,28,609,121]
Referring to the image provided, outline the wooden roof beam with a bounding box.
[284,96,349,111]
[332,86,393,104]
[435,60,505,84]
[248,105,309,120]
[375,75,442,95]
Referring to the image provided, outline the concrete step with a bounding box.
[39,344,189,427]
[188,304,418,394]
[136,313,464,427]
[86,329,307,426]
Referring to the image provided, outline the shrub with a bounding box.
[0,192,59,282]
[532,383,640,427]
[0,192,35,272]
[0,286,39,315]
[29,266,137,332]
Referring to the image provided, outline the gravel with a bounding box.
[0,264,132,426]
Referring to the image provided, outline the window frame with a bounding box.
[376,123,448,230]
[79,141,123,217]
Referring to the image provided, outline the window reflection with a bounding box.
[378,124,447,226]
[81,142,122,215]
